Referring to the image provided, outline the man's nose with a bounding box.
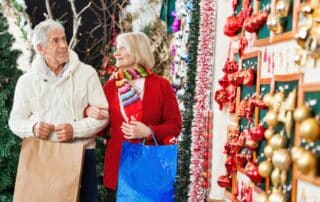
[60,40,68,48]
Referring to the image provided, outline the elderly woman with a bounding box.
[86,32,182,201]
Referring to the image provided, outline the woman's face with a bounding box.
[114,43,135,69]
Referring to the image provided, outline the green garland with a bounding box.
[174,0,200,201]
[0,11,23,202]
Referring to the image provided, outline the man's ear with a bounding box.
[37,44,45,55]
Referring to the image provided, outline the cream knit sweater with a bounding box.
[9,50,108,149]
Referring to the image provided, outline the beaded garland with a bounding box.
[113,66,152,121]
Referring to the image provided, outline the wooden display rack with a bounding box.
[253,0,300,46]
[228,49,307,201]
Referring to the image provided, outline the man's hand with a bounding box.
[33,122,54,140]
[85,106,108,120]
[55,123,73,143]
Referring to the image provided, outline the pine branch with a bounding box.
[174,0,200,201]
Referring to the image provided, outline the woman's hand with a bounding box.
[121,120,151,139]
[85,106,108,120]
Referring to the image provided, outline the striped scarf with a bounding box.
[113,66,152,122]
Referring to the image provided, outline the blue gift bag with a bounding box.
[117,140,178,202]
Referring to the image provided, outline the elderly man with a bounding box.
[9,19,108,201]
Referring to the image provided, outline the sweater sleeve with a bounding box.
[8,76,37,138]
[148,79,182,142]
[72,71,109,138]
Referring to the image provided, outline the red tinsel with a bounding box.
[188,0,216,200]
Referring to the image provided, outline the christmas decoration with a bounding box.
[144,19,172,78]
[171,0,193,112]
[174,0,200,200]
[0,11,23,202]
[188,0,216,200]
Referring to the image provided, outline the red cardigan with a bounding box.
[103,73,182,189]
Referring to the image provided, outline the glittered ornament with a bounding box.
[293,105,311,123]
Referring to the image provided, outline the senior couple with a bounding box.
[9,19,181,201]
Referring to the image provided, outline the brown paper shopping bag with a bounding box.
[13,138,84,202]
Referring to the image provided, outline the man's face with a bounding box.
[38,29,69,69]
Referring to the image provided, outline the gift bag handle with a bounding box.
[143,128,158,146]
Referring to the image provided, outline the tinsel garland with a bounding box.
[174,0,200,201]
[189,0,216,200]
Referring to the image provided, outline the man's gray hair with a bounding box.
[32,19,65,52]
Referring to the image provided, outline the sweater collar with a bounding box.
[31,49,80,76]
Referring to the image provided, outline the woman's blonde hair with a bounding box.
[116,32,155,68]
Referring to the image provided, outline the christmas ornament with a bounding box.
[258,160,273,178]
[295,149,317,175]
[217,175,232,188]
[256,192,268,202]
[266,13,283,34]
[264,144,274,159]
[270,132,287,150]
[264,127,275,140]
[263,93,274,107]
[291,146,305,162]
[275,0,290,17]
[271,168,281,188]
[265,111,279,127]
[293,104,311,123]
[272,149,292,170]
[268,188,287,202]
[299,117,320,142]
[245,161,264,184]
[249,125,265,142]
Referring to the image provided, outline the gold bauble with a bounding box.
[313,8,320,23]
[272,149,292,170]
[275,0,290,17]
[269,188,287,202]
[265,111,279,127]
[291,146,305,163]
[256,192,269,202]
[296,150,317,175]
[280,170,287,185]
[305,34,320,59]
[267,14,284,34]
[258,160,273,178]
[278,107,287,122]
[271,168,281,188]
[296,26,310,48]
[264,144,274,159]
[270,133,287,150]
[273,91,285,111]
[263,93,274,107]
[285,89,297,111]
[301,2,313,15]
[294,48,308,67]
[285,112,293,137]
[299,118,320,142]
[293,105,311,123]
[264,127,275,140]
